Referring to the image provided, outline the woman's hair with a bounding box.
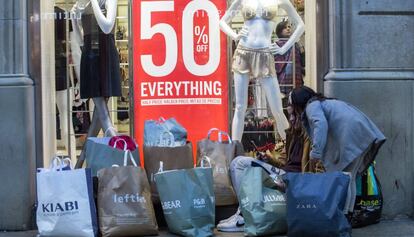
[288,86,329,110]
[276,20,289,38]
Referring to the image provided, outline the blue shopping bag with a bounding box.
[283,172,351,237]
[144,117,187,147]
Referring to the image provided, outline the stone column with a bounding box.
[0,0,36,230]
[325,0,414,218]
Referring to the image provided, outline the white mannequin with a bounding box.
[72,0,119,167]
[72,0,118,139]
[56,88,77,163]
[220,0,304,141]
[54,5,77,163]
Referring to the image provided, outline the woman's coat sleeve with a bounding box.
[306,101,328,159]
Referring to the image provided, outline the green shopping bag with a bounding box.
[154,161,215,237]
[239,167,287,236]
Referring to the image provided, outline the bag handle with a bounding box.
[157,161,164,173]
[207,128,232,143]
[49,156,72,172]
[104,126,116,137]
[200,156,212,168]
[112,138,128,151]
[157,117,166,124]
[123,150,138,167]
[158,130,175,146]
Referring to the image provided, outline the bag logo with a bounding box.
[215,166,227,174]
[296,203,317,209]
[113,194,146,203]
[40,201,79,216]
[162,200,181,210]
[263,194,285,203]
[358,199,381,207]
[193,198,206,209]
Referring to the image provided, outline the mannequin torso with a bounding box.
[219,0,304,141]
[239,0,278,48]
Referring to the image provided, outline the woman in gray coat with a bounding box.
[288,86,386,214]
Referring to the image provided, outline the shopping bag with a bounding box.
[283,172,351,237]
[84,136,140,176]
[351,164,383,228]
[144,142,194,203]
[36,157,98,237]
[239,167,287,236]
[154,161,215,237]
[196,128,241,206]
[144,117,187,147]
[97,154,158,236]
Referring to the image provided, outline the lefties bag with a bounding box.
[154,160,215,237]
[144,117,187,147]
[144,142,194,203]
[351,164,383,228]
[196,128,243,206]
[83,136,140,176]
[283,172,351,237]
[36,157,98,237]
[97,153,158,237]
[239,167,287,236]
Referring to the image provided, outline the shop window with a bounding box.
[229,0,306,153]
[53,0,131,161]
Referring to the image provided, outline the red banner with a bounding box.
[132,0,229,164]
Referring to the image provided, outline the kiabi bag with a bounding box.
[36,157,98,237]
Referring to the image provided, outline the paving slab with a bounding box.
[1,219,413,237]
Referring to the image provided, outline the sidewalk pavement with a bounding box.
[1,218,413,237]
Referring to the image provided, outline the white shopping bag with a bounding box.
[36,157,98,237]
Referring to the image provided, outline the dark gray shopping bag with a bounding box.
[144,142,194,203]
[196,128,244,206]
[154,163,215,237]
[239,167,287,236]
[283,172,351,237]
[98,162,158,237]
[84,137,140,176]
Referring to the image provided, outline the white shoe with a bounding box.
[218,209,241,224]
[217,210,244,232]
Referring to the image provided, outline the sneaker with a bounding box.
[218,209,241,224]
[217,211,244,232]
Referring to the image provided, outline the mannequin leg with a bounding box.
[56,89,77,164]
[232,73,250,141]
[87,106,103,137]
[260,76,289,140]
[92,97,117,137]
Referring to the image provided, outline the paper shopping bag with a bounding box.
[144,142,194,203]
[155,165,215,237]
[36,158,98,237]
[97,166,158,236]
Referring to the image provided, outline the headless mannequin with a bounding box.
[72,0,120,167]
[54,5,76,163]
[220,0,304,141]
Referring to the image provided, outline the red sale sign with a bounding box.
[132,0,229,164]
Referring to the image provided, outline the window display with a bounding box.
[54,0,131,161]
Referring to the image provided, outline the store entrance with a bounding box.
[40,0,324,165]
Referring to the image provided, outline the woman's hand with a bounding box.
[309,157,321,171]
[235,25,249,41]
[270,43,284,55]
